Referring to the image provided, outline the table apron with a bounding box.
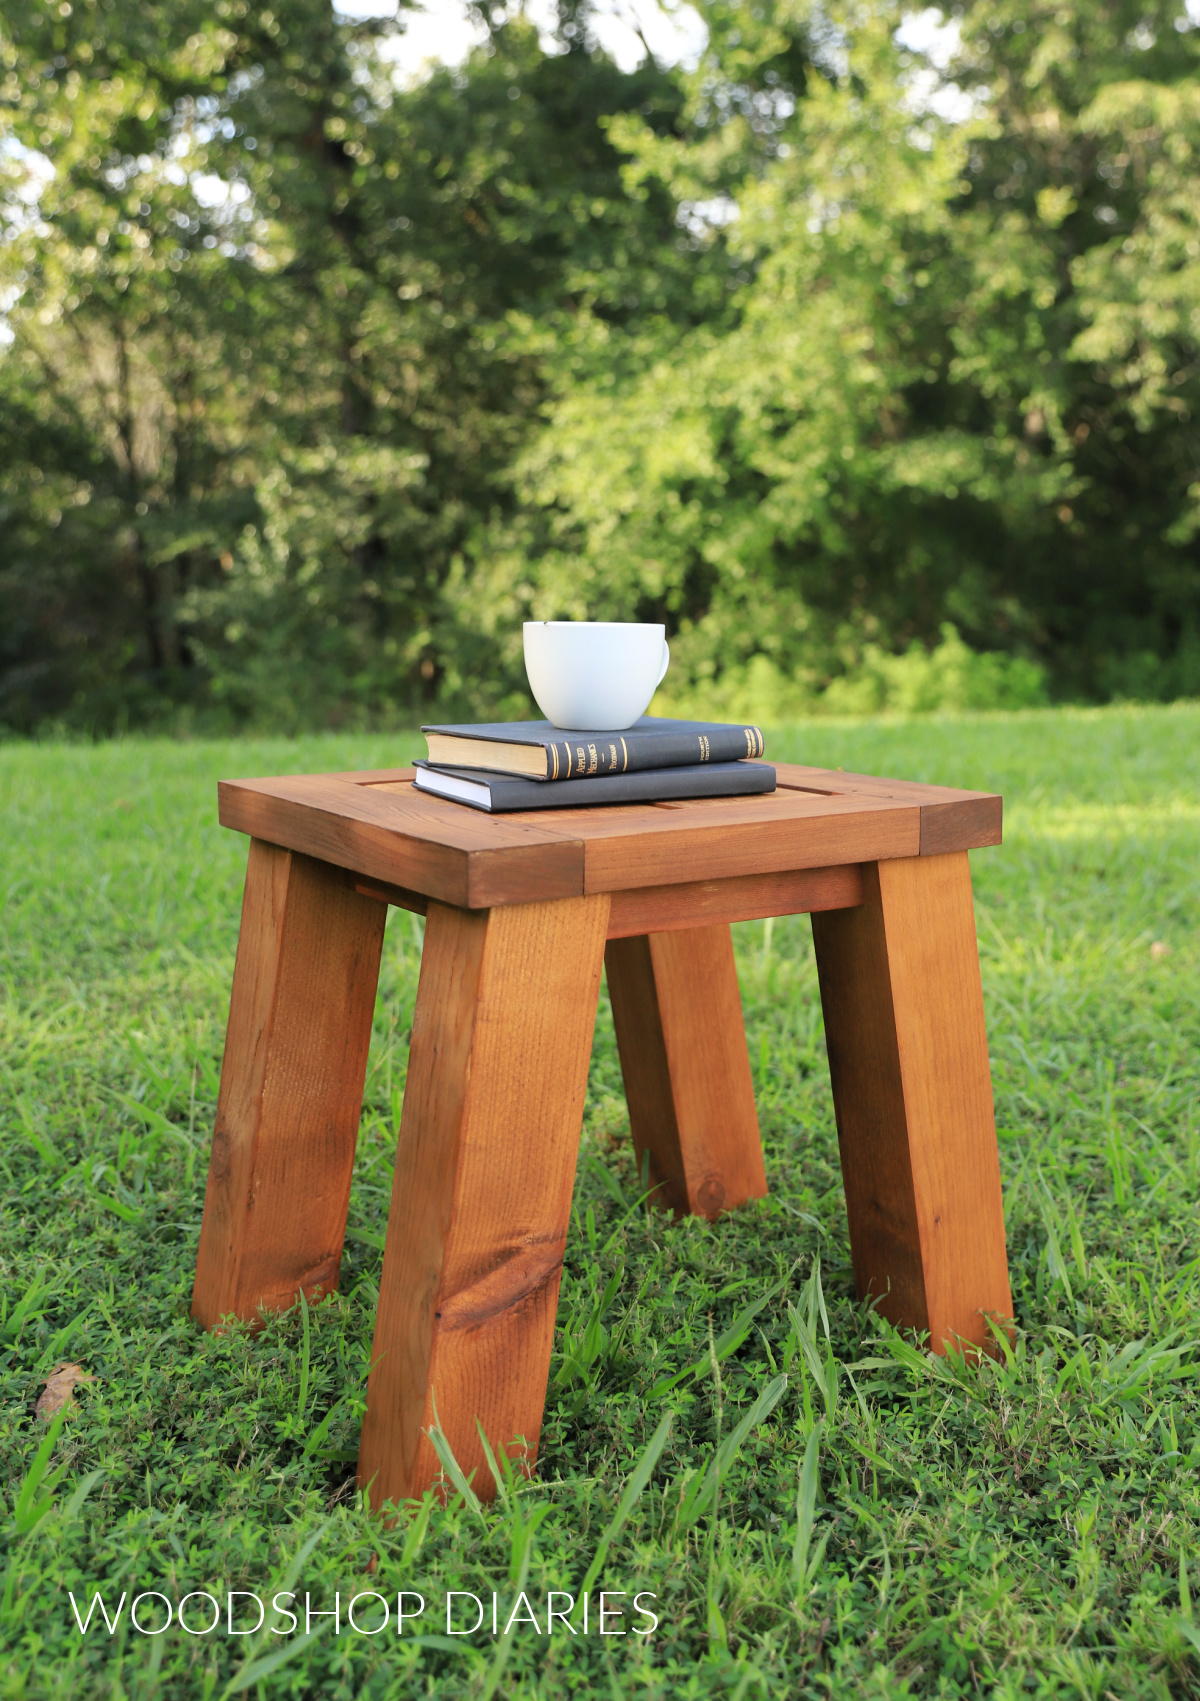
[352,862,865,936]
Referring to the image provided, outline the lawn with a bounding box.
[2,705,1199,1700]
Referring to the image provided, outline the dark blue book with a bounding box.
[420,715,765,781]
[413,759,776,812]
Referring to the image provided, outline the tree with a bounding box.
[501,0,1200,708]
[4,0,1199,728]
[0,0,700,729]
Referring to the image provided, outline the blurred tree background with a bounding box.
[1,0,1198,732]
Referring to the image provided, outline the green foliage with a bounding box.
[0,0,698,730]
[2,0,1200,728]
[2,705,1200,1695]
[657,623,1048,720]
[507,0,1200,708]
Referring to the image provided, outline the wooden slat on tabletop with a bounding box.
[773,765,1003,855]
[358,892,612,1508]
[547,791,920,892]
[810,851,1012,1356]
[775,763,991,802]
[606,862,863,937]
[218,771,585,908]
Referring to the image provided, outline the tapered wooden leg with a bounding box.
[810,852,1012,1354]
[192,840,387,1327]
[604,924,766,1220]
[358,892,611,1510]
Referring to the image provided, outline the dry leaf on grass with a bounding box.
[1150,940,1172,960]
[36,1362,95,1420]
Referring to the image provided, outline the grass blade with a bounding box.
[220,1629,328,1698]
[714,1373,788,1481]
[13,1403,70,1536]
[475,1419,512,1510]
[1037,1174,1074,1305]
[788,1304,838,1419]
[296,1288,311,1425]
[60,1470,104,1525]
[678,1375,788,1532]
[478,1510,539,1701]
[218,1521,331,1698]
[425,1399,483,1518]
[791,1421,824,1593]
[578,1411,673,1597]
[1,1272,53,1343]
[650,1263,799,1397]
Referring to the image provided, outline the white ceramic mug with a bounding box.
[523,621,670,730]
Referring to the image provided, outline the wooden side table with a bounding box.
[191,762,1012,1508]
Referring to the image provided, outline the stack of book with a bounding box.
[413,717,775,812]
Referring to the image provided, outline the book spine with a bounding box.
[551,726,763,780]
[551,736,629,779]
[481,761,776,810]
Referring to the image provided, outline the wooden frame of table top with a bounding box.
[217,763,1002,920]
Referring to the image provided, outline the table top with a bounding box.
[218,762,1001,911]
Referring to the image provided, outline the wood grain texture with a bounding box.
[810,852,1012,1354]
[351,875,428,916]
[216,764,1000,914]
[605,925,766,1219]
[218,773,585,909]
[606,863,862,938]
[357,891,611,1510]
[532,791,920,892]
[192,840,387,1327]
[919,795,1002,856]
[774,766,1003,857]
[776,763,997,805]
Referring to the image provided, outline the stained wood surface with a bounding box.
[606,863,863,937]
[191,840,387,1327]
[218,773,584,909]
[352,875,428,916]
[217,763,1001,909]
[810,851,1012,1355]
[524,787,916,892]
[777,768,1003,854]
[605,925,766,1219]
[353,861,861,934]
[357,891,611,1509]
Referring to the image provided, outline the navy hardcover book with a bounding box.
[413,759,776,812]
[420,716,765,781]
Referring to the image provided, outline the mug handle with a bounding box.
[657,639,670,686]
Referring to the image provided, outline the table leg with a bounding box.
[810,852,1012,1354]
[358,892,611,1510]
[192,840,387,1327]
[605,924,766,1219]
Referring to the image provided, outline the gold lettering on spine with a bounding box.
[587,743,598,775]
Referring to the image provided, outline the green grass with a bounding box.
[2,704,1199,1699]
